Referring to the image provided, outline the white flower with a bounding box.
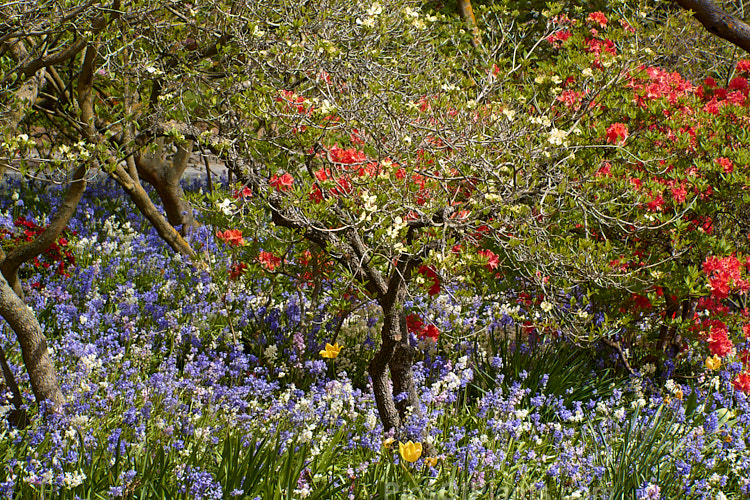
[367,3,383,16]
[264,344,278,361]
[530,115,552,127]
[403,6,419,18]
[216,198,233,215]
[356,17,376,27]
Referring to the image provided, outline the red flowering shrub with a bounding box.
[732,372,750,394]
[257,251,282,271]
[707,326,733,358]
[605,123,629,144]
[216,229,245,246]
[269,173,294,192]
[0,217,76,277]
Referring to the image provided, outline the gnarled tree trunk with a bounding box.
[369,301,403,431]
[136,138,198,236]
[370,287,423,437]
[0,271,64,413]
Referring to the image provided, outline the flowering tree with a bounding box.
[5,0,750,433]
[178,3,689,430]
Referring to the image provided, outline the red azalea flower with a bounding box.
[258,251,282,271]
[715,157,734,174]
[587,12,608,28]
[546,30,571,47]
[216,229,245,246]
[407,314,424,336]
[269,173,294,191]
[605,123,629,144]
[421,324,440,342]
[478,249,499,271]
[732,372,750,394]
[707,326,733,358]
[233,187,253,198]
[308,185,324,203]
[671,184,687,203]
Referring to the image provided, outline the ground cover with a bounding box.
[0,178,748,499]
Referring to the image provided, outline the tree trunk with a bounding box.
[389,312,422,424]
[0,272,64,413]
[0,346,27,427]
[110,163,196,258]
[368,301,403,432]
[457,0,482,47]
[136,138,198,236]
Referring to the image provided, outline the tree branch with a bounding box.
[673,0,750,53]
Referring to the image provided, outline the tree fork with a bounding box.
[135,139,198,236]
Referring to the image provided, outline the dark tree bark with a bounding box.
[135,138,198,236]
[0,272,64,412]
[369,306,402,431]
[0,347,27,427]
[673,0,750,53]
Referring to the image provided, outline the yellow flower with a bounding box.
[675,389,683,400]
[398,440,422,463]
[706,354,721,370]
[382,437,395,449]
[319,342,342,359]
[424,456,438,468]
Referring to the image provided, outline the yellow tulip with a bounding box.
[382,437,395,449]
[424,456,438,468]
[706,354,721,370]
[398,440,422,463]
[320,342,342,359]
